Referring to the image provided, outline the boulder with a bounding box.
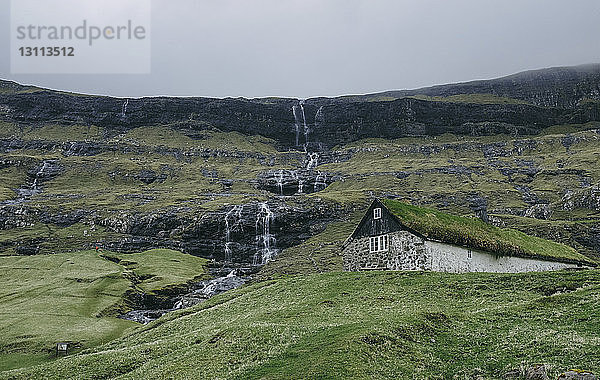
[558,370,598,380]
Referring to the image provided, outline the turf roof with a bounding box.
[381,199,596,266]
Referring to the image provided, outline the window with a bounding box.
[467,250,472,259]
[369,235,389,253]
[373,208,382,219]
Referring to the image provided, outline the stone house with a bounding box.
[343,199,595,273]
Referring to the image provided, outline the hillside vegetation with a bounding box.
[4,270,600,379]
[0,249,207,371]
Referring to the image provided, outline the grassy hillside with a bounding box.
[4,270,600,379]
[0,249,207,372]
[3,123,599,269]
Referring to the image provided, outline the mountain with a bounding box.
[348,63,600,108]
[1,64,600,375]
[1,64,599,270]
[2,64,600,150]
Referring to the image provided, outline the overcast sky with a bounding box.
[1,0,600,98]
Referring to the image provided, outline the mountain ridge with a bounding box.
[3,64,600,150]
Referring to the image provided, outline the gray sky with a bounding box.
[1,0,600,98]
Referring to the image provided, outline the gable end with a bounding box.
[349,199,404,241]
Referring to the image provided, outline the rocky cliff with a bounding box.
[2,64,600,150]
[1,64,599,274]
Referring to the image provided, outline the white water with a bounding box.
[254,202,277,265]
[292,105,300,146]
[293,171,303,194]
[314,171,327,192]
[276,170,285,195]
[306,152,319,170]
[300,102,309,143]
[31,161,50,190]
[315,106,324,129]
[121,99,129,118]
[224,205,243,261]
[66,142,76,156]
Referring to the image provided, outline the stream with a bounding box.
[119,269,248,324]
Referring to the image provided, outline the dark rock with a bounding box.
[40,209,88,227]
[524,204,552,220]
[467,194,489,222]
[2,74,598,151]
[136,169,166,185]
[525,364,549,380]
[558,370,598,380]
[62,141,105,156]
[256,169,338,195]
[15,245,40,255]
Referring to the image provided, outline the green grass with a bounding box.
[541,122,600,135]
[4,270,600,379]
[101,249,209,293]
[0,249,207,372]
[383,199,595,265]
[0,251,135,371]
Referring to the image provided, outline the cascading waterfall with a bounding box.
[295,171,304,194]
[314,171,327,192]
[65,142,76,156]
[32,161,50,190]
[292,105,300,147]
[300,101,309,143]
[276,170,285,195]
[306,152,319,170]
[224,205,243,261]
[314,106,323,129]
[121,99,129,118]
[254,202,276,265]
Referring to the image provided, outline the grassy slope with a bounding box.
[382,199,594,265]
[2,123,599,260]
[4,270,600,379]
[102,249,209,293]
[0,249,207,372]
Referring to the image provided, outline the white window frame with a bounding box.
[369,234,389,253]
[373,208,382,220]
[467,250,472,259]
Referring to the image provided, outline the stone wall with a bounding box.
[343,230,584,273]
[343,231,428,271]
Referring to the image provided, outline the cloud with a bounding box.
[1,0,599,98]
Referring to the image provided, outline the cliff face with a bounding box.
[2,64,600,150]
[1,64,600,273]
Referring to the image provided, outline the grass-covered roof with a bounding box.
[381,199,596,266]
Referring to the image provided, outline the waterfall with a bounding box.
[300,101,309,143]
[276,170,284,195]
[292,105,300,147]
[294,171,303,194]
[224,205,243,261]
[315,106,323,129]
[32,161,50,190]
[66,142,76,156]
[121,99,129,118]
[254,202,276,265]
[306,152,319,170]
[314,172,327,192]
